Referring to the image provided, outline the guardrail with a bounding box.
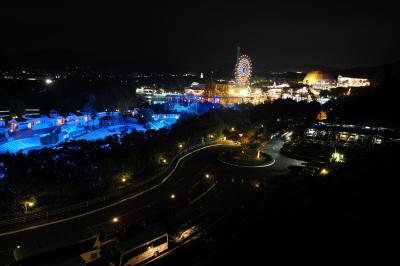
[0,140,228,229]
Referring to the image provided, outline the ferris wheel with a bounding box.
[235,55,253,87]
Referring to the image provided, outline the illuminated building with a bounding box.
[266,88,282,101]
[184,82,206,95]
[337,75,370,87]
[139,51,267,107]
[303,71,335,90]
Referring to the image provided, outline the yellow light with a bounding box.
[178,144,183,148]
[170,194,176,199]
[25,201,34,207]
[229,89,235,95]
[231,127,235,132]
[320,168,330,176]
[205,174,210,178]
[17,245,21,249]
[210,135,214,139]
[162,159,167,164]
[122,178,126,183]
[112,217,119,223]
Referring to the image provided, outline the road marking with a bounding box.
[218,157,276,168]
[0,143,230,237]
[189,183,216,205]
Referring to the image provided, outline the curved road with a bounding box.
[0,138,304,265]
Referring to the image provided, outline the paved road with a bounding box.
[0,138,305,265]
[267,138,305,172]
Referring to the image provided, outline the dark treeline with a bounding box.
[0,78,138,114]
[0,100,321,216]
[0,75,199,113]
[324,61,400,128]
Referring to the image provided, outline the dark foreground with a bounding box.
[149,144,400,265]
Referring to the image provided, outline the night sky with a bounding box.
[1,1,399,72]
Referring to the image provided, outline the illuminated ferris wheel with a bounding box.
[235,55,253,87]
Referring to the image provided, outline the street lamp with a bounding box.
[205,173,210,179]
[178,144,183,149]
[24,201,35,212]
[170,193,176,199]
[112,217,119,223]
[231,127,235,132]
[121,178,126,183]
[319,168,330,176]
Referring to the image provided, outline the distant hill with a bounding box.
[338,61,400,81]
[325,60,400,128]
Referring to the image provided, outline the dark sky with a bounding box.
[1,1,399,72]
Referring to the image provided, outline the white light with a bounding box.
[45,78,53,84]
[239,89,248,96]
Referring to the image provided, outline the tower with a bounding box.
[236,46,241,62]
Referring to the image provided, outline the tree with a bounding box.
[9,100,26,117]
[82,103,96,130]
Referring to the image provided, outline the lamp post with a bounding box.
[24,201,35,213]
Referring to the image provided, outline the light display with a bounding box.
[337,75,370,87]
[235,55,252,87]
